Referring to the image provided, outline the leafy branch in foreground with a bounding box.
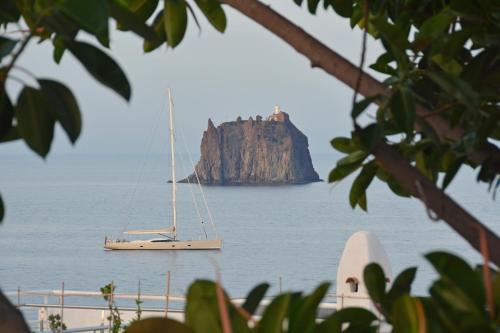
[212,0,500,265]
[321,0,500,205]
[123,251,499,333]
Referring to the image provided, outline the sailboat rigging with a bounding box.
[104,89,222,250]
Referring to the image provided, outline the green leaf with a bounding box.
[413,7,453,51]
[328,163,362,183]
[387,177,410,197]
[185,280,251,332]
[185,2,202,33]
[16,0,37,32]
[52,35,66,64]
[15,87,55,158]
[38,79,82,144]
[56,0,110,46]
[0,86,14,140]
[352,95,378,119]
[194,0,227,33]
[349,161,377,211]
[430,279,485,323]
[242,283,269,315]
[256,293,291,333]
[386,267,417,302]
[337,150,368,167]
[330,137,356,154]
[493,271,500,318]
[328,0,353,18]
[315,307,377,333]
[125,317,192,333]
[143,10,166,52]
[185,280,222,333]
[370,52,397,75]
[350,3,363,28]
[41,12,80,40]
[452,132,478,157]
[390,86,415,134]
[450,0,483,16]
[67,40,131,101]
[390,295,421,333]
[431,54,462,75]
[357,124,384,150]
[415,117,440,144]
[370,15,409,51]
[289,282,330,333]
[307,0,320,14]
[426,70,478,113]
[0,193,4,222]
[415,150,434,181]
[461,48,499,91]
[0,126,20,143]
[109,0,162,42]
[0,36,17,61]
[441,158,463,190]
[0,1,20,23]
[114,0,159,22]
[164,0,188,48]
[363,263,386,304]
[425,251,485,307]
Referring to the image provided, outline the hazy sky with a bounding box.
[3,1,384,156]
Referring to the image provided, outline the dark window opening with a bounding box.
[345,277,359,293]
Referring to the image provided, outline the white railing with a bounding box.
[7,279,377,333]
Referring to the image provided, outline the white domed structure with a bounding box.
[336,231,391,311]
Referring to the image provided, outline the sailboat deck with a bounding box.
[104,238,222,250]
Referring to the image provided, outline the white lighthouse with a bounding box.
[267,105,288,122]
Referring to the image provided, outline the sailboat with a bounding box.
[104,89,222,250]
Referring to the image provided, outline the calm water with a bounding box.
[0,153,498,299]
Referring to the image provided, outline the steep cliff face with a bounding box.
[181,111,320,185]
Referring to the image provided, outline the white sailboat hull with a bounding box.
[104,239,222,250]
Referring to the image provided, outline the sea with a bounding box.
[0,153,499,303]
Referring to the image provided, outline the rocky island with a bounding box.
[181,106,320,185]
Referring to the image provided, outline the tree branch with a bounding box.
[221,0,500,174]
[0,34,32,84]
[372,141,500,267]
[222,0,500,265]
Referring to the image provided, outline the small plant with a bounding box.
[100,283,122,333]
[48,314,66,333]
[135,296,143,320]
[124,295,144,331]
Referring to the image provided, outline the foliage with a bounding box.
[362,251,500,333]
[48,313,66,333]
[0,0,228,222]
[124,251,499,333]
[135,297,143,321]
[297,0,500,210]
[101,282,123,333]
[126,279,379,333]
[125,294,144,330]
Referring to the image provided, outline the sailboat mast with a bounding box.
[168,89,177,238]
